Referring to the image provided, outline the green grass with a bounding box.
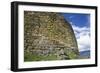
[24,51,58,62]
[68,51,77,59]
[64,49,77,59]
[24,48,79,62]
[24,52,42,61]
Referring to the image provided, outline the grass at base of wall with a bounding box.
[24,51,59,62]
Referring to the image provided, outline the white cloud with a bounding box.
[69,22,73,25]
[72,25,90,52]
[69,16,74,19]
[72,25,90,33]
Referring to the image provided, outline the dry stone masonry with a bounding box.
[24,11,79,61]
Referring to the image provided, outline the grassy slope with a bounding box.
[24,51,58,61]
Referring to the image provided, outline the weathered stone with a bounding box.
[24,11,79,61]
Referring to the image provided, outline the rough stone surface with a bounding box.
[24,11,79,61]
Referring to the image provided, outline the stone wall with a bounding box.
[24,11,79,61]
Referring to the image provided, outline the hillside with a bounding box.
[24,11,79,61]
[78,50,90,59]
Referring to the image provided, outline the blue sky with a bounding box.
[61,13,90,27]
[60,13,90,52]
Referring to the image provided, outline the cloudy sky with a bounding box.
[61,13,90,52]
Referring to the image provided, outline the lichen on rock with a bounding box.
[24,11,79,61]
